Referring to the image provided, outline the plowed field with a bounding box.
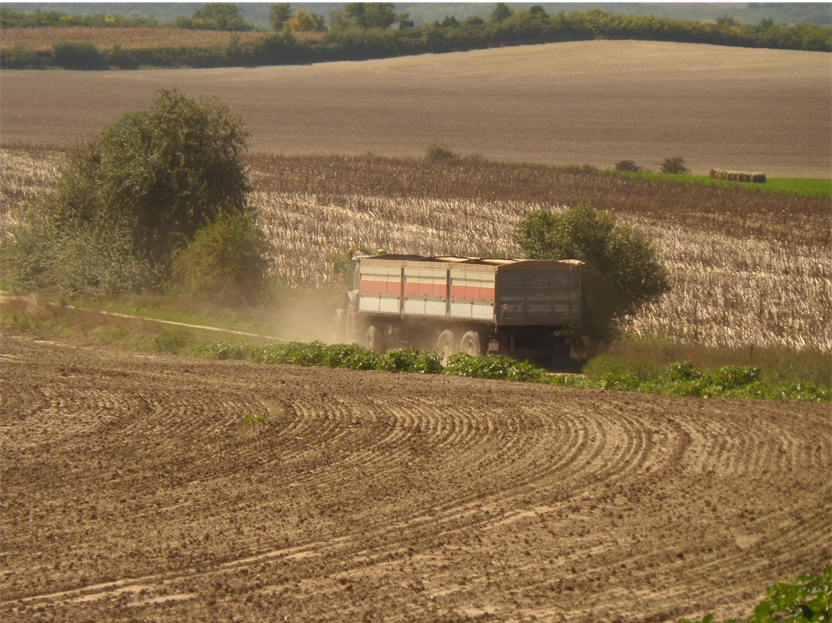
[1,41,830,177]
[1,332,829,622]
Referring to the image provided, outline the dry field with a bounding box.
[0,27,264,51]
[1,147,829,352]
[1,332,829,622]
[1,41,830,177]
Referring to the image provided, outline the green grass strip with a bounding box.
[191,340,830,403]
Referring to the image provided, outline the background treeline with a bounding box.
[2,5,830,70]
[3,3,832,31]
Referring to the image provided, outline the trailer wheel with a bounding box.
[459,331,482,356]
[366,326,386,354]
[436,330,457,366]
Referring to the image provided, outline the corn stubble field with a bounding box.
[4,146,827,353]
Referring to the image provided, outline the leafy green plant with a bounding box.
[376,348,443,374]
[242,413,267,425]
[678,565,831,623]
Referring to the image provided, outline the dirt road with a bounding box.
[1,332,829,622]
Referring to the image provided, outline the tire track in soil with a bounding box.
[1,332,829,622]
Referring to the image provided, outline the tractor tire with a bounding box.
[436,330,457,366]
[459,331,482,356]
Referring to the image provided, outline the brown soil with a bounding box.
[1,41,829,177]
[1,331,829,622]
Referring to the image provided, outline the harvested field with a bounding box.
[1,332,829,622]
[1,41,830,177]
[1,148,829,351]
[0,27,264,51]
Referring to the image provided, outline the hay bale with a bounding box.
[738,172,751,182]
[710,169,718,178]
[751,173,766,183]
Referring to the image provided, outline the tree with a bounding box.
[344,2,396,29]
[660,156,691,174]
[491,3,513,23]
[283,9,325,32]
[177,3,253,31]
[269,3,292,31]
[514,204,670,345]
[4,88,251,298]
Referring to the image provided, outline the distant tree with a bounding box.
[269,3,292,32]
[514,204,670,345]
[441,15,461,28]
[177,3,253,31]
[529,5,547,19]
[465,15,484,26]
[344,2,396,29]
[491,3,513,23]
[660,156,691,174]
[396,12,414,30]
[284,9,325,32]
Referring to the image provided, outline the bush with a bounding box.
[52,41,103,69]
[660,156,691,175]
[514,204,671,345]
[426,143,458,160]
[167,213,271,306]
[614,159,643,172]
[1,88,251,299]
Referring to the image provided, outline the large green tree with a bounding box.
[514,204,670,345]
[4,88,251,297]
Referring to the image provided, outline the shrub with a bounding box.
[167,213,271,306]
[152,328,193,353]
[52,41,103,69]
[514,203,671,345]
[426,143,458,161]
[614,159,643,172]
[1,88,251,299]
[660,156,691,175]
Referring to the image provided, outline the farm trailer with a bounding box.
[334,254,583,367]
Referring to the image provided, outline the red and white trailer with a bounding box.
[335,254,582,367]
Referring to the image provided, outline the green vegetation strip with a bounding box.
[679,565,831,623]
[611,171,832,198]
[192,340,830,403]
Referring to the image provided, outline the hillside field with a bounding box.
[1,332,829,622]
[1,41,830,178]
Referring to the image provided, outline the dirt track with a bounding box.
[1,332,829,622]
[1,41,830,177]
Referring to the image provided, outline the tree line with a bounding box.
[1,3,829,70]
